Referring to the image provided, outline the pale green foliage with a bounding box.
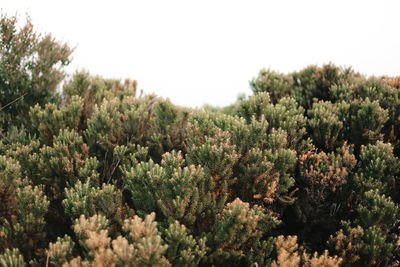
[114,144,148,166]
[121,213,170,266]
[349,98,388,146]
[14,185,49,230]
[85,97,123,152]
[354,141,400,194]
[356,190,398,232]
[84,94,188,187]
[238,128,297,204]
[250,68,294,104]
[187,108,297,207]
[30,95,83,144]
[0,155,23,191]
[36,129,98,199]
[330,82,356,102]
[238,94,308,148]
[0,248,25,267]
[271,97,307,147]
[63,179,123,220]
[0,184,49,260]
[63,71,137,122]
[236,92,272,123]
[0,155,49,261]
[210,198,278,264]
[307,100,349,151]
[164,221,207,266]
[124,151,215,229]
[186,126,239,187]
[329,190,398,266]
[85,95,187,160]
[48,235,75,266]
[0,135,41,180]
[291,63,357,109]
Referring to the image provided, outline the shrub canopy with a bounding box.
[1,13,400,267]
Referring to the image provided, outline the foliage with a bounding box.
[250,68,294,104]
[0,14,73,129]
[0,248,25,267]
[329,190,398,266]
[0,156,49,262]
[307,101,349,151]
[164,221,207,267]
[3,13,400,266]
[271,235,342,267]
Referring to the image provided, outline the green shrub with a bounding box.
[3,13,400,265]
[250,68,294,104]
[0,14,72,129]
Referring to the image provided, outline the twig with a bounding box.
[0,93,27,111]
[108,158,121,184]
[45,251,50,267]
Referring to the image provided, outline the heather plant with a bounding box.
[0,248,25,267]
[47,235,75,266]
[0,156,49,262]
[48,213,171,267]
[331,77,400,153]
[185,125,239,199]
[307,100,349,151]
[36,129,99,198]
[124,150,217,231]
[63,180,126,224]
[383,76,400,89]
[234,93,308,151]
[272,235,342,267]
[250,68,294,104]
[247,64,358,110]
[29,95,83,144]
[31,129,100,242]
[352,77,398,118]
[186,109,297,209]
[235,127,297,205]
[62,70,138,131]
[208,198,278,265]
[291,144,357,249]
[85,95,187,159]
[0,14,72,129]
[0,128,41,180]
[291,63,358,109]
[345,98,389,150]
[329,190,398,266]
[164,221,207,266]
[84,94,188,187]
[120,213,170,266]
[352,141,400,198]
[5,13,400,266]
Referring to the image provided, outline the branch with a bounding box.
[0,93,27,111]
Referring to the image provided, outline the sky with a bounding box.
[2,0,400,107]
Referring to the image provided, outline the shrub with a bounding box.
[0,14,72,129]
[3,14,400,265]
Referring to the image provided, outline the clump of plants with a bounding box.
[1,13,400,266]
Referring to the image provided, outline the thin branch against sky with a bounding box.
[2,0,400,107]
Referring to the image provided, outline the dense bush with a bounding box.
[0,14,72,130]
[1,13,400,266]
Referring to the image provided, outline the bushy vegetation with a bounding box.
[1,13,400,266]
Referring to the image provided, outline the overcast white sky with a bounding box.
[2,1,400,107]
